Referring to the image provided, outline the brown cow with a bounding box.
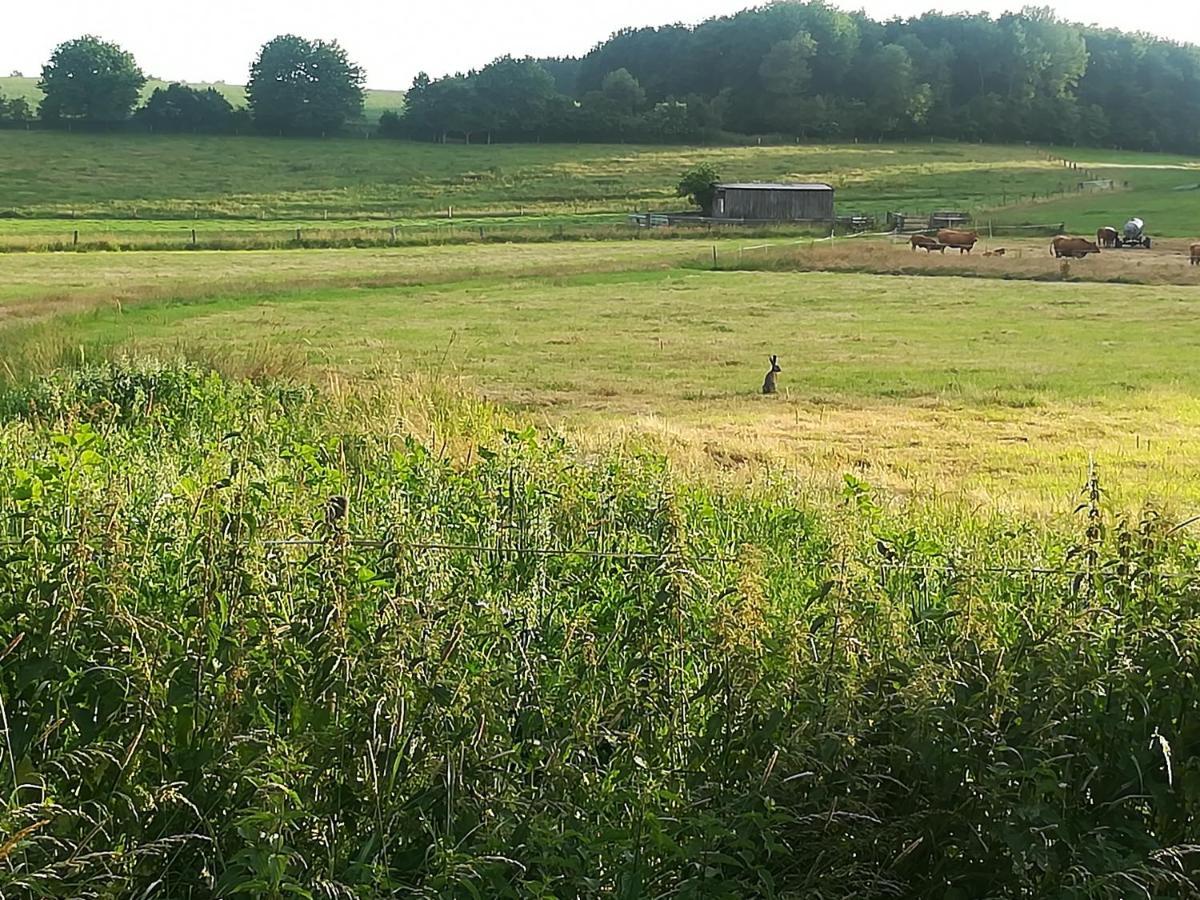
[1191,243,1200,266]
[1097,227,1119,248]
[936,229,979,254]
[910,234,946,253]
[1052,236,1101,258]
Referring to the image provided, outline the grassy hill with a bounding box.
[0,132,1196,236]
[0,75,406,122]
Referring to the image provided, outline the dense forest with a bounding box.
[390,2,1200,153]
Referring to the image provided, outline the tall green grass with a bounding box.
[2,361,1199,897]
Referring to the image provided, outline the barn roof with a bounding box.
[716,182,834,191]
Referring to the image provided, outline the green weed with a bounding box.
[1,361,1199,897]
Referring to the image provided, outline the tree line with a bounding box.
[0,34,365,136]
[3,4,1200,153]
[392,3,1200,153]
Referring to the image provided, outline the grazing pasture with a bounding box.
[727,236,1200,284]
[5,240,1200,507]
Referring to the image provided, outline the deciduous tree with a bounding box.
[677,163,721,215]
[247,35,365,136]
[39,36,145,125]
[138,84,236,134]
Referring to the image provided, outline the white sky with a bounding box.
[2,1,1196,90]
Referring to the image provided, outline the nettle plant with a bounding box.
[0,361,1198,899]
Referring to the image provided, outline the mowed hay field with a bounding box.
[5,237,1200,509]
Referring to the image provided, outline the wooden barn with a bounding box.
[711,182,835,222]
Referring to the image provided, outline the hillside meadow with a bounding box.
[0,133,1196,237]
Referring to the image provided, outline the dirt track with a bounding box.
[740,235,1200,285]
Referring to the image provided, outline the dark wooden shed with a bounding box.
[711,182,834,222]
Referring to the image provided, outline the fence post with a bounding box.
[296,228,302,243]
[712,246,718,269]
[191,229,197,246]
[73,230,79,246]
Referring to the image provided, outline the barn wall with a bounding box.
[717,188,834,221]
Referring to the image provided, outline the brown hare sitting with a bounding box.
[762,355,781,395]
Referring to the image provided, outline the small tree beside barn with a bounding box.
[677,164,721,216]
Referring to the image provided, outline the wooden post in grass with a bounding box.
[712,246,718,269]
[191,229,197,246]
[73,230,79,246]
[391,226,397,242]
[296,229,302,243]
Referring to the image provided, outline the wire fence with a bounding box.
[0,216,877,254]
[7,527,1200,586]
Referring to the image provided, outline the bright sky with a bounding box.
[2,1,1195,89]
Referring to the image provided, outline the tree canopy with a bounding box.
[0,93,33,126]
[38,36,145,125]
[677,163,721,215]
[137,84,238,134]
[247,35,365,136]
[390,2,1200,153]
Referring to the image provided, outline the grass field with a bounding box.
[0,75,406,121]
[6,137,1200,896]
[0,133,1196,236]
[5,238,1200,509]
